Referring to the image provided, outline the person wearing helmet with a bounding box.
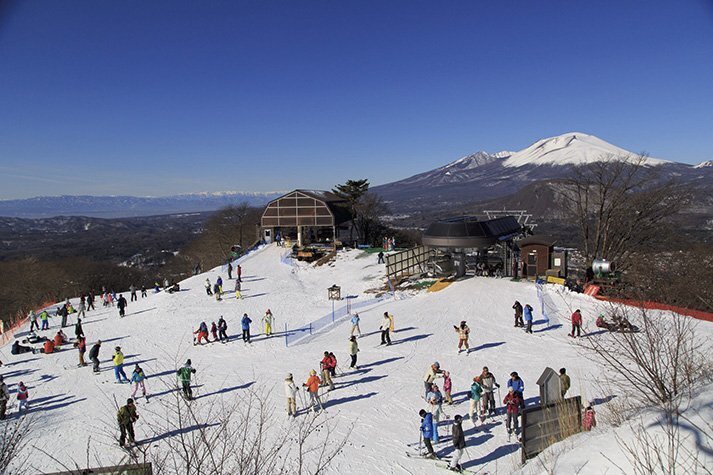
[423,362,444,399]
[303,370,324,413]
[284,373,298,417]
[453,320,470,354]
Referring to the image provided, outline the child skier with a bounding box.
[216,276,223,294]
[284,373,298,417]
[241,313,252,343]
[350,313,361,337]
[234,279,243,300]
[582,404,597,431]
[426,383,444,443]
[210,322,218,342]
[503,388,523,435]
[17,381,29,413]
[303,370,324,413]
[453,320,470,353]
[262,309,274,336]
[193,322,209,345]
[443,371,453,405]
[131,365,148,401]
[523,304,534,333]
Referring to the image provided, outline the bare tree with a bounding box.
[353,192,390,247]
[0,415,34,473]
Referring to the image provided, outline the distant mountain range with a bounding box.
[0,191,284,218]
[371,132,713,227]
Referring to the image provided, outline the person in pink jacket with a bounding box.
[582,404,597,431]
[17,381,29,412]
[443,371,453,405]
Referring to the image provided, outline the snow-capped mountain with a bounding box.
[0,191,284,218]
[695,160,713,169]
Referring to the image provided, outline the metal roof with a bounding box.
[422,216,523,249]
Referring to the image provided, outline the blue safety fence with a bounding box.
[284,296,387,347]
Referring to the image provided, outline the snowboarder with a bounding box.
[117,294,128,318]
[418,409,437,458]
[284,373,298,417]
[75,318,84,339]
[479,366,499,416]
[453,320,470,353]
[218,316,228,342]
[0,376,9,420]
[74,335,87,366]
[570,309,582,337]
[503,388,523,435]
[559,368,571,397]
[449,414,466,471]
[210,322,218,342]
[130,285,137,302]
[89,340,102,373]
[177,359,196,400]
[234,279,243,300]
[117,398,139,447]
[193,322,209,345]
[16,381,29,413]
[113,346,129,383]
[227,261,233,280]
[523,303,534,333]
[469,376,483,424]
[241,313,252,343]
[28,310,39,332]
[350,313,362,337]
[131,365,148,400]
[262,309,274,336]
[582,404,597,431]
[320,352,335,390]
[205,278,213,296]
[348,336,359,369]
[303,370,324,413]
[443,371,453,405]
[379,312,392,345]
[512,300,524,327]
[423,362,444,399]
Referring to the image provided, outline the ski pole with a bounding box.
[418,431,423,456]
[497,387,502,415]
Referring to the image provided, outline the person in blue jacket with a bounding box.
[241,313,252,343]
[350,313,361,337]
[523,304,534,333]
[418,409,437,458]
[507,371,524,398]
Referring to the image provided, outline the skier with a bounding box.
[453,320,470,353]
[303,369,324,413]
[193,322,209,345]
[241,313,252,343]
[328,352,338,377]
[58,304,69,328]
[234,279,243,300]
[512,300,524,327]
[88,292,96,310]
[77,299,86,318]
[503,388,523,436]
[560,368,571,397]
[468,376,483,425]
[217,316,228,343]
[16,381,29,413]
[284,373,298,417]
[141,286,147,298]
[29,310,39,332]
[205,278,213,296]
[39,310,50,330]
[237,264,242,282]
[74,335,87,367]
[350,313,362,337]
[130,365,148,401]
[177,359,196,400]
[523,303,534,334]
[75,318,84,338]
[0,376,9,420]
[443,371,453,405]
[449,414,466,471]
[117,398,139,447]
[89,340,102,373]
[423,362,444,399]
[216,276,223,294]
[418,409,437,458]
[379,312,392,345]
[570,309,583,338]
[582,404,597,431]
[348,336,359,369]
[262,309,274,336]
[507,371,525,405]
[320,351,335,390]
[130,284,137,302]
[228,261,233,280]
[113,346,129,383]
[479,366,499,416]
[214,283,221,301]
[210,322,218,342]
[426,383,444,443]
[117,294,128,318]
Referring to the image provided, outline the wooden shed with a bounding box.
[518,235,564,279]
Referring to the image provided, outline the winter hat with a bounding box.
[454,414,463,423]
[460,320,466,325]
[324,351,329,356]
[115,346,121,351]
[286,373,293,380]
[127,398,134,404]
[511,372,518,377]
[508,387,514,393]
[309,369,317,375]
[186,359,192,365]
[433,361,440,368]
[419,409,427,417]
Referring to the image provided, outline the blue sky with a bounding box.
[1,1,712,199]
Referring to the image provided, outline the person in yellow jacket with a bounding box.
[262,309,274,336]
[113,346,129,384]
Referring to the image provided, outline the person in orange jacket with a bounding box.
[303,370,324,413]
[43,339,55,354]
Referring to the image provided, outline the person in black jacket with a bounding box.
[117,295,128,318]
[89,340,102,373]
[449,414,466,471]
[512,301,523,327]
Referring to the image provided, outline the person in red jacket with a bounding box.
[320,352,335,391]
[570,309,583,338]
[43,339,55,354]
[503,388,523,435]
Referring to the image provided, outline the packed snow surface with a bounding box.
[2,245,711,474]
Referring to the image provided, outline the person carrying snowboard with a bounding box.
[113,347,129,383]
[503,388,523,436]
[570,309,583,338]
[131,364,148,401]
[523,304,534,334]
[218,316,228,342]
[469,376,484,425]
[348,336,359,369]
[193,322,209,345]
[117,294,128,318]
[284,373,298,417]
[241,313,252,343]
[117,398,139,447]
[177,359,196,400]
[89,340,102,373]
[350,313,362,337]
[453,320,470,353]
[320,351,335,391]
[418,409,437,459]
[262,309,274,336]
[449,414,466,471]
[210,322,218,342]
[379,312,392,345]
[512,300,523,327]
[303,369,324,413]
[205,278,213,296]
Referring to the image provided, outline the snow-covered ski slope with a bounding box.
[2,245,712,474]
